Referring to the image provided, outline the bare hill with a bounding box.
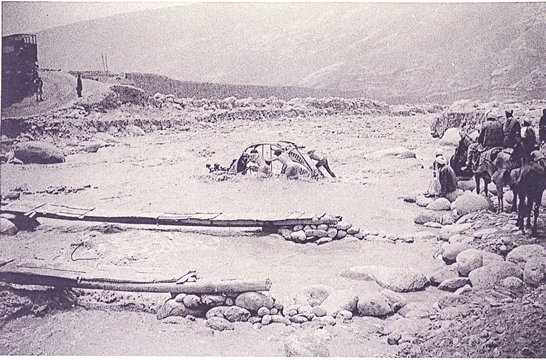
[35,2,546,104]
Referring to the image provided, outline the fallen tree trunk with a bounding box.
[0,264,271,294]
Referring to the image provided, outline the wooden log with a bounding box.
[0,269,271,294]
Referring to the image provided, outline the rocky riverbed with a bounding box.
[1,94,545,356]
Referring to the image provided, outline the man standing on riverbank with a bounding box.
[437,155,460,201]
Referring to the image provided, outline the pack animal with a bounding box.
[515,152,546,236]
[454,133,524,213]
[450,133,474,179]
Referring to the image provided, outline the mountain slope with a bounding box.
[35,2,546,103]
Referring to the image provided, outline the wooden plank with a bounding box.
[211,219,259,227]
[50,204,95,211]
[1,202,338,228]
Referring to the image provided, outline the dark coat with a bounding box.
[439,164,458,195]
[503,117,521,148]
[478,120,504,149]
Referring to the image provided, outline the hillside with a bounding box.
[34,2,546,104]
[124,73,365,101]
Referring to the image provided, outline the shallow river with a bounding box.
[0,113,451,355]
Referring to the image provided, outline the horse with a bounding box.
[504,140,527,212]
[515,154,546,236]
[471,139,527,213]
[450,133,474,179]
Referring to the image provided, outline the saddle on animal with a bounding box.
[474,147,503,172]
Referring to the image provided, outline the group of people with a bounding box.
[32,73,84,102]
[243,145,336,179]
[466,110,541,171]
[426,109,546,200]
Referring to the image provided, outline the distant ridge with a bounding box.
[125,73,366,101]
[36,2,546,103]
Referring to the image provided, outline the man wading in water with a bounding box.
[267,149,309,179]
[307,149,336,177]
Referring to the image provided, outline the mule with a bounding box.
[516,158,546,236]
[450,133,474,179]
[473,142,526,213]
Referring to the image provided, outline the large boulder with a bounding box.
[438,277,471,292]
[451,193,490,216]
[94,132,120,143]
[156,299,188,320]
[468,261,523,288]
[319,290,358,317]
[398,302,437,319]
[285,334,330,357]
[295,284,334,306]
[126,125,145,136]
[445,189,464,203]
[456,249,483,276]
[506,245,546,269]
[439,128,462,146]
[441,243,472,263]
[416,196,435,208]
[457,179,476,192]
[380,289,408,312]
[0,218,18,236]
[205,317,235,331]
[205,306,251,322]
[14,141,65,164]
[343,265,429,292]
[235,292,274,312]
[426,198,452,211]
[402,231,437,242]
[439,223,472,241]
[523,256,546,287]
[481,250,504,266]
[357,292,393,317]
[413,211,442,225]
[429,264,460,286]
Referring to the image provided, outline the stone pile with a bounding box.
[275,216,361,244]
[156,284,417,332]
[428,242,546,293]
[274,216,413,245]
[410,191,492,227]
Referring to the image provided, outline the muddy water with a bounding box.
[0,113,450,355]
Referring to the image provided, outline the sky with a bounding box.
[1,1,186,35]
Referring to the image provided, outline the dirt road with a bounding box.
[1,71,110,119]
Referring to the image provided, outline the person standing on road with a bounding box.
[76,74,83,97]
[34,76,43,101]
[307,149,336,177]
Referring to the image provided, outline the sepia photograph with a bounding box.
[1,1,546,356]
